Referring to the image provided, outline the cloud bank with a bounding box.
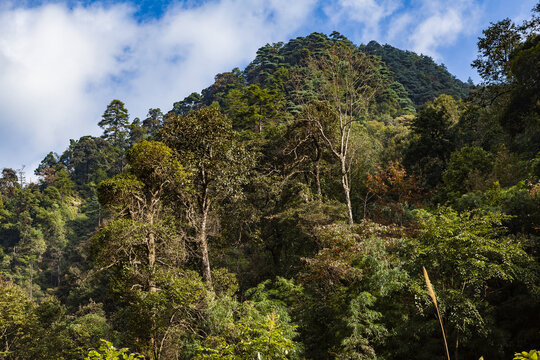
[0,0,317,174]
[0,0,524,176]
[324,0,481,59]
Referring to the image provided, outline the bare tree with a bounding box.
[293,43,388,225]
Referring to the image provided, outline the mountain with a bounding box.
[192,32,470,113]
[364,40,471,105]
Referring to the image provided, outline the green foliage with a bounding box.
[142,108,164,140]
[196,311,297,359]
[225,84,288,133]
[472,18,521,85]
[365,40,470,105]
[94,140,198,359]
[161,106,251,196]
[442,146,495,196]
[195,285,300,360]
[60,135,117,190]
[406,94,460,188]
[99,100,130,148]
[200,69,245,107]
[410,207,528,290]
[297,222,406,359]
[397,206,534,358]
[161,105,253,284]
[0,277,34,358]
[86,339,144,360]
[172,92,203,116]
[514,350,540,360]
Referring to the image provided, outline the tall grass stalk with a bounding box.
[423,266,451,360]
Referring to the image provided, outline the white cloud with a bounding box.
[324,0,402,41]
[406,0,481,59]
[0,3,137,174]
[409,7,464,58]
[0,0,317,176]
[320,0,481,61]
[0,0,523,180]
[386,12,412,43]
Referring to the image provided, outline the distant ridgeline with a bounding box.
[180,32,470,116]
[190,32,464,113]
[363,40,471,105]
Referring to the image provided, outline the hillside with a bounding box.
[364,40,471,105]
[193,32,470,111]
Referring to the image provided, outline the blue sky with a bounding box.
[0,0,538,178]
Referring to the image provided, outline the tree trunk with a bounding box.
[200,205,212,288]
[57,256,61,287]
[340,157,354,225]
[315,160,322,203]
[363,192,370,219]
[148,216,157,360]
[148,231,157,292]
[29,262,33,301]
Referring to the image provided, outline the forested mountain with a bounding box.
[364,40,471,105]
[1,5,539,360]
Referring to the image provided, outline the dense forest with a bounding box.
[1,4,539,360]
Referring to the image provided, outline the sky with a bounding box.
[0,0,538,179]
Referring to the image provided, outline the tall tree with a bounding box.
[96,141,188,294]
[98,100,130,148]
[0,168,19,199]
[405,94,460,188]
[161,106,252,287]
[295,43,387,224]
[472,18,522,86]
[60,136,115,188]
[142,108,164,140]
[95,140,194,359]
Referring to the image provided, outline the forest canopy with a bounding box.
[1,4,540,360]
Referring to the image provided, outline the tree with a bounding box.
[60,136,115,188]
[94,141,195,359]
[99,100,130,148]
[86,339,144,360]
[503,33,540,154]
[296,222,405,358]
[196,278,301,359]
[96,141,188,292]
[142,108,164,140]
[0,186,47,300]
[35,152,59,179]
[282,112,329,203]
[0,277,35,358]
[472,18,522,85]
[129,118,145,145]
[226,84,287,133]
[364,160,421,224]
[397,207,533,359]
[161,106,252,287]
[172,93,202,116]
[442,146,494,197]
[295,43,388,224]
[0,168,19,199]
[470,6,540,154]
[201,70,245,107]
[406,94,460,188]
